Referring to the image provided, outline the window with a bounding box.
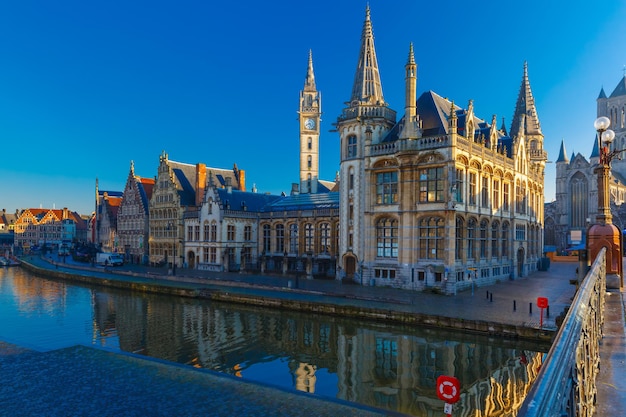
[455,217,464,260]
[307,137,312,150]
[263,224,271,253]
[469,173,477,205]
[276,224,285,253]
[210,223,217,241]
[502,222,509,257]
[304,223,314,252]
[376,218,398,258]
[194,225,200,241]
[289,224,298,253]
[455,168,464,203]
[227,224,235,241]
[503,183,510,211]
[349,168,354,191]
[419,217,444,259]
[210,247,217,263]
[491,221,499,258]
[515,224,526,241]
[203,247,209,263]
[516,183,526,214]
[492,179,500,210]
[319,223,330,253]
[374,269,396,279]
[187,225,193,241]
[467,218,476,260]
[307,156,312,169]
[203,223,210,241]
[347,135,357,158]
[481,176,489,207]
[244,225,252,241]
[376,172,398,204]
[418,167,444,203]
[480,219,488,258]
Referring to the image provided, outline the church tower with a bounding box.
[298,50,321,194]
[335,5,396,277]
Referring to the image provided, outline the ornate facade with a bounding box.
[95,182,123,252]
[336,7,546,293]
[14,208,86,248]
[149,151,245,268]
[117,161,155,263]
[547,76,626,252]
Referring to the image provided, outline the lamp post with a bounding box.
[587,116,624,288]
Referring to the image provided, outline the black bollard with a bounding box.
[529,303,533,315]
[490,292,493,302]
[486,290,489,299]
[547,305,550,318]
[513,300,517,311]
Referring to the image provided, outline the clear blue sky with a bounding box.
[2,1,626,215]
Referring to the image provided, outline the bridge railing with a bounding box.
[518,248,606,417]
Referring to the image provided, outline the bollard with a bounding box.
[513,300,517,311]
[529,303,533,315]
[490,292,493,302]
[546,305,550,318]
[486,290,489,299]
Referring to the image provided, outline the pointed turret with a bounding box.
[556,140,569,163]
[349,5,386,106]
[510,61,542,139]
[500,117,508,136]
[399,43,420,139]
[598,87,607,99]
[591,134,600,158]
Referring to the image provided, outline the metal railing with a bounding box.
[518,248,606,416]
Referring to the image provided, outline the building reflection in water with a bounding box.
[2,269,546,416]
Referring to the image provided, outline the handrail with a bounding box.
[518,248,606,416]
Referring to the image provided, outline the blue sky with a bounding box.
[2,1,626,215]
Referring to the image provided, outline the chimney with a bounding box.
[239,169,246,192]
[63,207,69,219]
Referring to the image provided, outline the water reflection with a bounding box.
[0,267,547,416]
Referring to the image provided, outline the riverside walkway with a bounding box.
[2,256,625,416]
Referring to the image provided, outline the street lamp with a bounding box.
[587,116,623,287]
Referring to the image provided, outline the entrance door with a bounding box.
[187,251,195,269]
[344,256,356,278]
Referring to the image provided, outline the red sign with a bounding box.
[537,297,548,309]
[436,375,460,403]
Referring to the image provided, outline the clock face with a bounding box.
[304,118,316,130]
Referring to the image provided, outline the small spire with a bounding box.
[407,42,415,65]
[510,61,542,138]
[598,86,607,100]
[556,139,569,163]
[500,116,508,136]
[590,134,600,158]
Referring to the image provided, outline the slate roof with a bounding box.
[264,192,339,212]
[556,140,569,163]
[610,76,626,98]
[137,177,155,211]
[215,189,282,213]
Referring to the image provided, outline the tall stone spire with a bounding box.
[304,49,316,92]
[349,5,386,106]
[509,61,542,139]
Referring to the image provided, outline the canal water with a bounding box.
[0,267,547,416]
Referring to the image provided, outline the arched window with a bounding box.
[570,172,589,228]
[467,218,477,260]
[480,219,488,258]
[419,217,444,259]
[502,222,510,257]
[319,223,330,253]
[376,218,398,258]
[307,137,312,150]
[307,156,312,169]
[276,224,285,253]
[289,223,298,253]
[491,221,500,258]
[455,216,464,260]
[263,224,271,253]
[376,172,398,204]
[304,223,314,252]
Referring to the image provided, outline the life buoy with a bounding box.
[439,380,457,400]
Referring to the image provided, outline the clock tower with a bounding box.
[298,50,321,194]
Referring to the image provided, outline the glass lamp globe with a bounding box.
[603,129,616,144]
[594,116,611,132]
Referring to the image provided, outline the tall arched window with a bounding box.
[491,221,500,258]
[376,218,398,258]
[455,217,464,260]
[289,223,298,253]
[263,224,271,253]
[570,172,589,228]
[276,224,284,253]
[480,219,488,258]
[419,217,444,259]
[467,218,477,260]
[319,223,330,253]
[502,222,510,257]
[304,223,314,252]
[347,135,357,158]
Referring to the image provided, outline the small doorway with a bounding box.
[344,255,356,278]
[517,247,525,277]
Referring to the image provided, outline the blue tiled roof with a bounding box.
[265,192,339,211]
[216,189,282,212]
[173,168,196,206]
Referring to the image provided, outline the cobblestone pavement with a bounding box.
[8,255,626,415]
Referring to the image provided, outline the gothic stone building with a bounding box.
[547,75,626,252]
[336,7,547,294]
